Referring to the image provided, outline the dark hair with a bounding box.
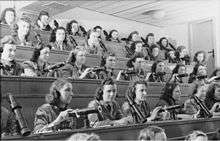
[0,8,16,24]
[37,11,49,21]
[175,46,186,59]
[66,49,86,64]
[191,63,206,76]
[172,63,186,74]
[130,41,143,52]
[66,20,79,35]
[30,45,51,63]
[100,52,116,67]
[126,52,145,68]
[93,26,102,31]
[205,84,220,109]
[126,79,148,101]
[151,60,163,73]
[193,51,206,63]
[49,27,68,45]
[138,126,165,141]
[45,78,70,105]
[109,30,118,39]
[160,83,179,105]
[127,31,139,41]
[210,68,220,78]
[145,33,154,43]
[158,37,168,48]
[95,78,116,101]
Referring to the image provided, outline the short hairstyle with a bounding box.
[172,63,186,74]
[138,126,166,141]
[145,33,154,43]
[49,26,68,44]
[95,77,116,101]
[67,133,100,141]
[185,130,207,141]
[193,51,206,63]
[100,52,116,67]
[151,60,163,73]
[109,29,118,39]
[45,78,71,105]
[126,79,148,100]
[160,83,179,105]
[0,8,16,24]
[30,45,51,63]
[126,52,145,68]
[66,19,79,35]
[128,31,139,41]
[37,11,49,21]
[93,26,102,31]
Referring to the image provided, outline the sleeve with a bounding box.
[121,102,134,124]
[6,112,20,136]
[183,100,198,115]
[60,64,74,78]
[33,107,51,134]
[87,101,100,126]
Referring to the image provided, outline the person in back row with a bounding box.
[146,60,166,82]
[168,63,188,83]
[34,78,78,133]
[0,8,16,26]
[88,78,128,127]
[1,17,32,46]
[34,11,52,31]
[0,43,23,76]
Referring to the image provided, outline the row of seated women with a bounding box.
[1,8,205,65]
[1,42,219,87]
[2,77,220,136]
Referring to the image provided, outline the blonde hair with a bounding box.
[67,133,100,141]
[185,130,208,141]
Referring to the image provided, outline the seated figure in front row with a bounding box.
[121,80,169,124]
[33,78,78,133]
[0,43,23,76]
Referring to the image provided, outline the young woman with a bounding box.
[122,80,168,124]
[183,85,209,118]
[107,30,120,43]
[175,46,190,65]
[193,51,206,65]
[33,78,77,133]
[124,31,140,58]
[144,33,156,52]
[185,130,208,141]
[156,83,183,119]
[0,43,23,76]
[49,27,75,51]
[169,64,188,83]
[205,84,220,115]
[157,37,174,59]
[88,78,127,127]
[167,50,177,63]
[0,8,16,26]
[118,53,146,81]
[96,53,117,80]
[148,46,162,61]
[22,45,51,77]
[128,41,149,59]
[188,63,208,85]
[61,49,96,79]
[1,18,32,46]
[138,126,167,141]
[66,20,86,37]
[34,11,52,31]
[147,60,166,82]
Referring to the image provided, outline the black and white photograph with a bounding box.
[1,0,220,140]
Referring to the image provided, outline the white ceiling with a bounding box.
[19,0,220,27]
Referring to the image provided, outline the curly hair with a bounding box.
[145,33,154,44]
[109,29,118,39]
[30,45,52,63]
[126,79,148,101]
[185,130,207,141]
[45,78,71,105]
[193,51,206,63]
[66,49,86,64]
[66,20,79,35]
[127,31,139,42]
[191,63,206,76]
[49,27,68,44]
[138,126,166,141]
[0,8,16,24]
[175,46,186,59]
[157,37,168,48]
[95,77,116,101]
[130,41,143,53]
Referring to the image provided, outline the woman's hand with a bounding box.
[79,68,93,79]
[148,106,162,121]
[53,109,74,125]
[210,102,220,113]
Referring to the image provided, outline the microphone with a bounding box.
[158,105,183,113]
[7,93,31,136]
[68,107,100,117]
[177,73,188,78]
[44,62,65,72]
